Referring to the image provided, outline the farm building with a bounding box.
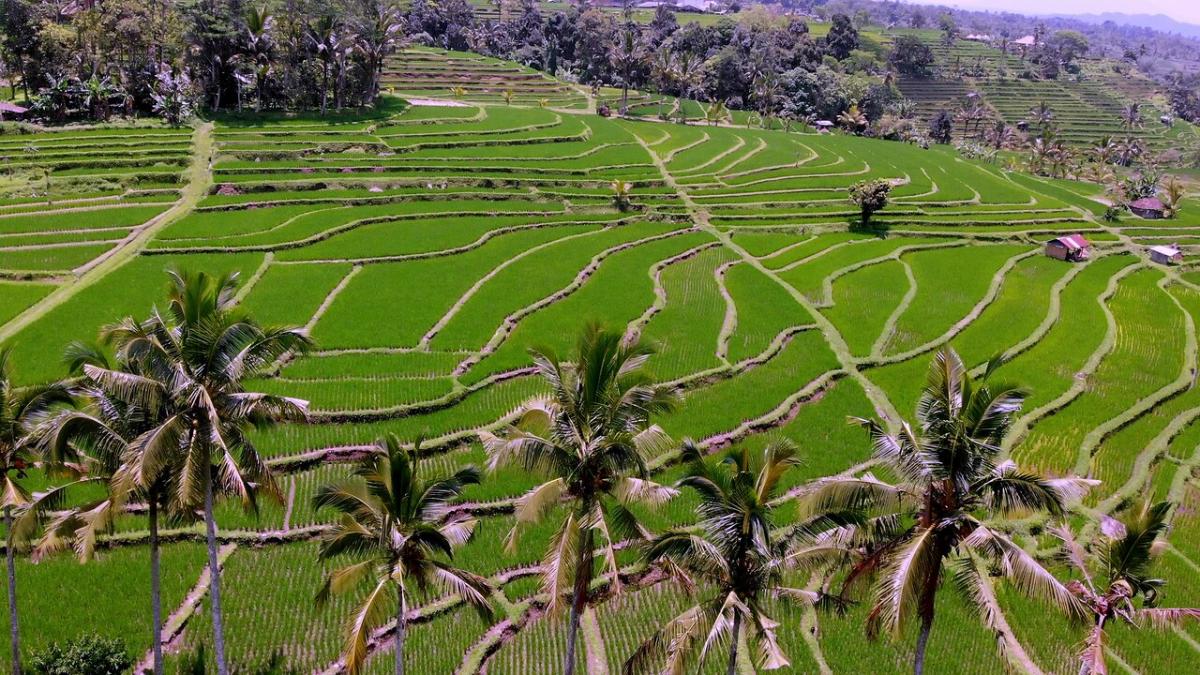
[1129,197,1166,219]
[814,120,834,132]
[0,102,28,120]
[1148,245,1183,265]
[1044,234,1091,262]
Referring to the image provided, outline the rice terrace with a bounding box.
[4,1,1200,674]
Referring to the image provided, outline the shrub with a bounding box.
[30,634,131,675]
[848,178,892,229]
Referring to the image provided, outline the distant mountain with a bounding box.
[1044,13,1200,39]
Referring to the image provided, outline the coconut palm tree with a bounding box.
[0,348,69,675]
[799,347,1095,675]
[1119,102,1143,131]
[611,24,640,111]
[354,4,404,102]
[1056,502,1200,674]
[83,269,312,675]
[624,440,850,675]
[611,179,633,212]
[837,103,868,134]
[313,434,493,675]
[1027,100,1055,129]
[309,15,341,115]
[29,346,178,675]
[481,323,678,675]
[704,99,729,127]
[242,6,275,112]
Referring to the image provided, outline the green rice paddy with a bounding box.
[2,49,1199,674]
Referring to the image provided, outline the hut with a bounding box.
[0,102,29,121]
[814,120,834,133]
[1148,244,1183,265]
[1129,197,1166,219]
[1044,234,1091,262]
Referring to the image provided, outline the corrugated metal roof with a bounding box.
[0,102,28,114]
[1130,197,1165,210]
[1049,234,1089,250]
[1149,245,1181,257]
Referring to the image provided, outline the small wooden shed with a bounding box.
[1044,234,1091,262]
[0,102,29,121]
[1129,197,1166,219]
[1148,244,1183,265]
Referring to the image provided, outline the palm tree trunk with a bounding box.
[394,585,406,675]
[563,528,594,675]
[5,506,20,675]
[913,559,942,675]
[149,493,163,675]
[204,470,228,675]
[726,611,741,675]
[913,612,934,675]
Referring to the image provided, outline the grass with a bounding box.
[3,56,1199,674]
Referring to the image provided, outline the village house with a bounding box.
[1044,234,1091,262]
[0,102,29,121]
[1129,196,1166,219]
[1148,244,1183,265]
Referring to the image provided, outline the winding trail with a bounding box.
[0,122,215,343]
[631,130,901,426]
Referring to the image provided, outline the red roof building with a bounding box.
[1044,234,1091,262]
[1129,197,1166,219]
[0,102,28,120]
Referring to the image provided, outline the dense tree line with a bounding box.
[0,0,404,121]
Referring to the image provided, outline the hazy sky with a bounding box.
[903,0,1200,25]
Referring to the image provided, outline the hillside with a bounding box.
[2,47,1200,673]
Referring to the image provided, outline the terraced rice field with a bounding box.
[888,29,1198,150]
[3,51,1200,674]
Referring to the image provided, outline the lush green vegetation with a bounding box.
[2,48,1199,674]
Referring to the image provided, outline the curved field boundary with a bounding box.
[631,125,901,427]
[661,131,710,162]
[1093,405,1200,521]
[1070,276,1198,476]
[135,543,237,674]
[866,248,1041,366]
[453,227,699,376]
[146,208,595,255]
[715,260,739,362]
[163,204,347,243]
[707,137,769,177]
[0,122,214,344]
[1003,261,1145,454]
[774,237,873,273]
[232,252,275,304]
[970,253,1099,374]
[813,240,968,309]
[419,227,613,348]
[672,135,747,174]
[305,265,362,332]
[758,235,817,262]
[868,258,917,359]
[625,242,724,343]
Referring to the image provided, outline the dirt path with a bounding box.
[0,121,215,343]
[631,129,901,427]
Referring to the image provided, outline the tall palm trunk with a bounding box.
[395,586,406,675]
[5,506,20,675]
[149,492,163,675]
[912,559,942,675]
[726,611,741,675]
[563,528,594,675]
[321,63,329,116]
[204,469,228,675]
